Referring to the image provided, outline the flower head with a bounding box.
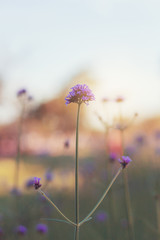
[109,152,117,163]
[45,170,54,182]
[25,178,34,188]
[65,84,95,105]
[15,225,27,235]
[118,156,132,169]
[95,211,108,222]
[33,177,42,190]
[36,224,48,234]
[17,89,27,97]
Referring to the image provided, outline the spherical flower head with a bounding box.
[65,84,95,105]
[33,177,42,190]
[118,156,132,169]
[15,225,27,235]
[36,224,48,234]
[17,88,27,97]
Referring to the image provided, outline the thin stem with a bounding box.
[156,197,160,239]
[123,171,135,240]
[75,103,81,240]
[120,129,135,240]
[79,167,122,226]
[38,190,76,227]
[14,109,24,188]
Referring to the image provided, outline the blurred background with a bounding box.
[0,0,160,239]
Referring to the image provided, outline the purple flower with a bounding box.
[15,225,27,235]
[64,139,70,148]
[10,187,21,196]
[135,134,145,145]
[36,224,48,234]
[25,178,34,188]
[155,130,160,140]
[28,95,33,101]
[95,211,108,222]
[17,89,27,97]
[65,84,95,105]
[109,152,117,163]
[33,177,42,190]
[118,156,132,169]
[45,170,53,182]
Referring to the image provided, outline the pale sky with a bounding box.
[0,0,160,124]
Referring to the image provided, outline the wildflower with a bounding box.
[17,89,27,97]
[95,211,108,222]
[33,177,42,190]
[64,139,70,148]
[10,187,21,196]
[135,134,145,145]
[109,152,117,163]
[25,178,34,188]
[45,170,54,182]
[118,156,132,169]
[65,84,95,105]
[15,225,27,235]
[28,95,33,101]
[36,224,48,234]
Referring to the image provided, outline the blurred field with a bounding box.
[0,145,160,240]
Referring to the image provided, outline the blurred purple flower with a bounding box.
[17,89,27,97]
[25,178,34,188]
[95,211,108,222]
[36,224,48,234]
[118,156,132,169]
[155,130,160,140]
[65,84,95,105]
[10,187,21,196]
[109,152,117,163]
[33,177,42,190]
[155,147,160,156]
[28,95,33,101]
[15,225,27,235]
[64,139,70,148]
[45,170,54,182]
[135,134,145,145]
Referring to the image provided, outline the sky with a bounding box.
[0,0,160,124]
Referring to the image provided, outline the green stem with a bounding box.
[123,171,135,240]
[14,110,23,188]
[121,129,135,240]
[38,190,76,227]
[79,167,122,226]
[75,103,81,240]
[156,197,160,239]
